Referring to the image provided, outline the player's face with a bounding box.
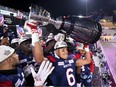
[0,38,10,46]
[20,40,32,53]
[78,49,85,55]
[40,39,45,46]
[57,47,68,59]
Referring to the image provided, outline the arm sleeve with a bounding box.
[89,60,94,73]
[89,52,94,73]
[0,81,12,86]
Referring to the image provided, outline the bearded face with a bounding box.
[20,40,32,54]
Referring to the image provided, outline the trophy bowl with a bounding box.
[29,4,51,26]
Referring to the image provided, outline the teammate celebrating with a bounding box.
[25,19,91,86]
[0,45,25,87]
[75,43,94,87]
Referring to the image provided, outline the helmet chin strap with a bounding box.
[54,51,60,59]
[54,51,66,59]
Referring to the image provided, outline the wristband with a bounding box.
[34,81,43,87]
[32,33,39,46]
[85,47,90,52]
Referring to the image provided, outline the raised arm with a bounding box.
[32,33,44,64]
[24,19,44,64]
[76,44,91,66]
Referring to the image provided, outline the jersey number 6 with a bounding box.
[66,68,76,86]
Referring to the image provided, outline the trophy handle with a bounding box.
[28,4,51,26]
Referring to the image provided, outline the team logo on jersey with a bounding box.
[58,62,64,66]
[69,60,74,64]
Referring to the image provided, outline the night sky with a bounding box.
[0,0,116,18]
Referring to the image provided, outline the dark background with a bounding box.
[0,0,116,18]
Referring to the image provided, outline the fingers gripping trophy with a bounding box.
[24,4,102,44]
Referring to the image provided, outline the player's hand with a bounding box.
[31,60,54,86]
[24,19,38,34]
[54,33,65,41]
[84,44,90,52]
[77,42,84,50]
